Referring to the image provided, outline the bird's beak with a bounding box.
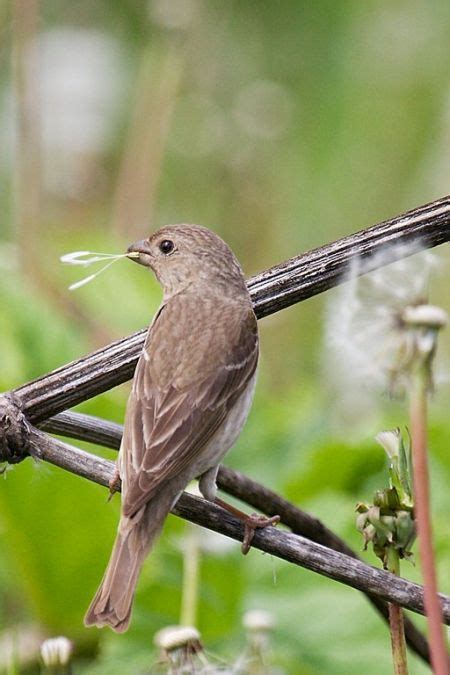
[126,239,152,265]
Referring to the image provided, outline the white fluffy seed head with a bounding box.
[154,625,201,651]
[401,304,448,328]
[40,636,73,666]
[242,609,275,632]
[324,242,446,427]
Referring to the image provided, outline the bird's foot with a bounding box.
[242,513,281,555]
[107,468,122,502]
[214,497,280,555]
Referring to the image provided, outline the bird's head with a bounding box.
[127,224,248,299]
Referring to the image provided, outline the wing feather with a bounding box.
[121,294,258,518]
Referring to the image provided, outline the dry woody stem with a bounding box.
[21,424,450,626]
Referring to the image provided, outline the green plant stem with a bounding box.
[180,524,200,627]
[410,367,449,674]
[386,548,408,675]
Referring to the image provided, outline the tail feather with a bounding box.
[85,487,177,632]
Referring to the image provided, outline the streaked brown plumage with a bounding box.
[84,224,258,632]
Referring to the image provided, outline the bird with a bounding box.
[84,224,279,632]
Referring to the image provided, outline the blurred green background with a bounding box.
[0,0,449,672]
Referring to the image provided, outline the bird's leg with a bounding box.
[198,467,280,554]
[214,497,280,555]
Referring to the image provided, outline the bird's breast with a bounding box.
[190,369,258,478]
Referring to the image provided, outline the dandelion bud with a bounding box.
[356,507,369,530]
[375,429,402,461]
[373,489,392,510]
[40,636,73,667]
[395,510,416,554]
[357,428,415,566]
[362,523,377,549]
[376,428,413,508]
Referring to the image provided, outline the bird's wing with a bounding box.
[120,294,258,518]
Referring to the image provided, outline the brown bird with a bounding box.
[84,224,278,632]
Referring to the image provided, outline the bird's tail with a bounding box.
[84,488,177,632]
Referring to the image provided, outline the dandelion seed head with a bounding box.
[154,625,201,652]
[324,242,445,428]
[40,636,73,666]
[152,625,231,673]
[243,609,276,632]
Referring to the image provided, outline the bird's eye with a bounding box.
[159,239,174,255]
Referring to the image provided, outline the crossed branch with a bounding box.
[1,195,450,666]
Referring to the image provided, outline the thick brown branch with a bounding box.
[25,424,450,626]
[247,195,450,317]
[14,195,450,423]
[42,412,430,662]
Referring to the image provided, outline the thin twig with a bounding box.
[22,424,450,624]
[40,411,123,450]
[13,195,450,423]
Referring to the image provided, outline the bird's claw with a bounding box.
[241,513,280,555]
[107,469,122,502]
